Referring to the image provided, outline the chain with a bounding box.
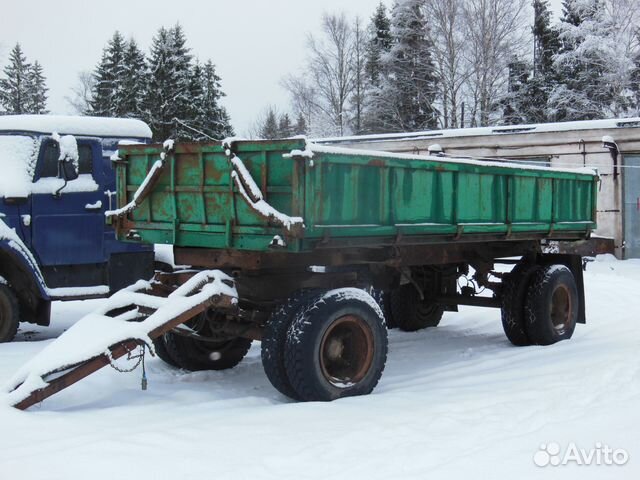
[108,343,145,373]
[107,343,149,390]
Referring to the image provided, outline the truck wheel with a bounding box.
[369,289,396,329]
[0,284,19,343]
[524,265,578,345]
[261,290,319,400]
[500,264,540,346]
[389,284,444,331]
[164,333,252,371]
[284,289,388,401]
[152,335,179,367]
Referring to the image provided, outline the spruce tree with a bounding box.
[550,0,612,121]
[533,0,559,77]
[502,58,531,125]
[365,2,392,88]
[503,0,559,125]
[374,0,438,132]
[294,113,307,136]
[199,60,234,139]
[0,43,31,114]
[120,38,147,118]
[278,113,293,137]
[260,107,280,139]
[25,61,48,114]
[145,24,193,140]
[90,31,127,116]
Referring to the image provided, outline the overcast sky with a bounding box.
[1,0,564,136]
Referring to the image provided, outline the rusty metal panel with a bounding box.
[115,140,598,253]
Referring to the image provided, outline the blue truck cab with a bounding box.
[0,115,155,342]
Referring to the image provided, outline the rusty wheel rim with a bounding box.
[550,285,572,335]
[319,315,374,388]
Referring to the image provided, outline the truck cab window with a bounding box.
[40,141,59,178]
[78,144,93,175]
[39,141,93,178]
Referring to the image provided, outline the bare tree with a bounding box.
[282,12,357,137]
[425,0,472,128]
[462,0,528,127]
[280,74,318,134]
[66,71,95,114]
[350,16,368,134]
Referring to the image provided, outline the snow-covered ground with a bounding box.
[1,255,638,479]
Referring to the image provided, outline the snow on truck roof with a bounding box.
[0,115,152,139]
[315,117,640,144]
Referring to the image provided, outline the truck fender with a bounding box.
[0,225,51,326]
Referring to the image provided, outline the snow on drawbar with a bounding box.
[4,270,237,408]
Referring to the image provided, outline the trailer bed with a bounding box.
[112,139,598,252]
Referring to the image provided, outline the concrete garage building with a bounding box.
[317,118,640,259]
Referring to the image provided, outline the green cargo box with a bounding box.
[111,139,598,253]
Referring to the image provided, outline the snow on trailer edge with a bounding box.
[305,141,598,176]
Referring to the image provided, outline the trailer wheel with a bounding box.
[261,290,319,400]
[524,265,578,345]
[284,289,388,401]
[164,333,252,371]
[500,264,540,346]
[389,284,444,332]
[152,335,179,367]
[369,289,396,329]
[0,284,19,343]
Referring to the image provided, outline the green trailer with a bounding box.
[103,138,597,402]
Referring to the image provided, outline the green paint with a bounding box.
[115,139,598,252]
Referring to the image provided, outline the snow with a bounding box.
[84,200,102,210]
[4,270,237,406]
[0,219,47,292]
[307,141,597,176]
[229,154,264,201]
[232,171,305,230]
[105,160,164,217]
[0,134,98,197]
[283,147,315,159]
[31,174,99,195]
[0,135,39,197]
[51,133,79,167]
[227,151,304,230]
[0,254,638,478]
[47,285,110,299]
[315,117,640,144]
[0,115,152,139]
[162,139,175,151]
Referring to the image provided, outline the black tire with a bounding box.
[500,264,540,346]
[261,290,319,399]
[524,265,578,346]
[152,335,179,367]
[389,284,444,332]
[164,332,252,371]
[0,284,19,343]
[369,289,396,329]
[284,288,388,401]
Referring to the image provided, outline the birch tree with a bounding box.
[462,0,528,127]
